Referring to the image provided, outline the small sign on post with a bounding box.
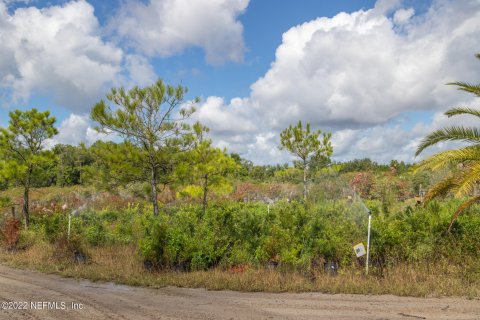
[353,243,366,258]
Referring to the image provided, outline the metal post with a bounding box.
[68,214,71,240]
[366,211,372,275]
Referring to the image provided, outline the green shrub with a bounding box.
[84,224,106,246]
[14,195,480,274]
[138,214,169,267]
[17,229,38,249]
[43,213,67,242]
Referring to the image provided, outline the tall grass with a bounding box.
[0,242,478,297]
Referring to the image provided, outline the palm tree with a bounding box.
[415,53,480,231]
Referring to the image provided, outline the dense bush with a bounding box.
[132,199,480,272]
[5,197,480,277]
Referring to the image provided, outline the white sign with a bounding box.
[353,243,366,257]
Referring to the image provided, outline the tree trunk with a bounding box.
[23,164,33,228]
[202,174,208,216]
[303,161,307,201]
[151,166,159,216]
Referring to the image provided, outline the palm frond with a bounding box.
[447,81,480,97]
[414,145,480,172]
[452,162,480,197]
[415,126,480,156]
[424,175,457,203]
[445,107,480,118]
[448,195,480,232]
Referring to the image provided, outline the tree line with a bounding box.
[0,80,338,226]
[3,52,478,230]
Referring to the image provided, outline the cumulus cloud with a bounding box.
[123,54,157,88]
[109,0,249,64]
[194,0,480,164]
[45,113,110,148]
[0,0,251,111]
[331,99,480,164]
[193,96,257,135]
[0,0,125,110]
[393,7,414,24]
[250,0,480,130]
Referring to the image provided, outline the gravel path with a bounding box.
[0,264,479,320]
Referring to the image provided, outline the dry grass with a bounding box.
[0,242,478,298]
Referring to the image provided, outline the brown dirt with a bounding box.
[0,264,478,320]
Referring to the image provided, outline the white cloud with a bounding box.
[2,0,35,6]
[0,0,249,112]
[123,54,157,88]
[109,0,249,64]
[331,101,480,164]
[45,113,109,148]
[330,125,421,164]
[373,0,401,14]
[0,0,162,112]
[194,0,480,164]
[193,96,257,134]
[0,0,124,110]
[393,8,414,24]
[250,0,480,130]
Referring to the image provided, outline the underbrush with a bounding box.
[0,198,479,297]
[0,243,478,297]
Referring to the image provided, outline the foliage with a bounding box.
[2,184,480,283]
[274,167,302,183]
[0,109,58,226]
[2,218,21,250]
[177,129,239,214]
[83,141,146,190]
[338,158,389,173]
[350,172,374,198]
[280,121,333,199]
[91,79,198,215]
[98,199,479,274]
[138,213,169,268]
[53,144,94,186]
[0,196,12,208]
[43,213,67,242]
[52,233,88,263]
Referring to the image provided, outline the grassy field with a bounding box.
[1,242,479,298]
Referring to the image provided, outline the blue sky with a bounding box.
[0,0,479,164]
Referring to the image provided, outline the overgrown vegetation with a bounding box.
[1,64,480,297]
[0,192,479,296]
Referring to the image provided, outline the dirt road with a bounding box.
[0,265,478,320]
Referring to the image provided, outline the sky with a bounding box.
[0,0,479,165]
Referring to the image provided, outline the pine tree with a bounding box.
[280,121,333,200]
[91,80,198,215]
[0,109,58,227]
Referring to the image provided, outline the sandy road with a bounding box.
[0,265,479,320]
